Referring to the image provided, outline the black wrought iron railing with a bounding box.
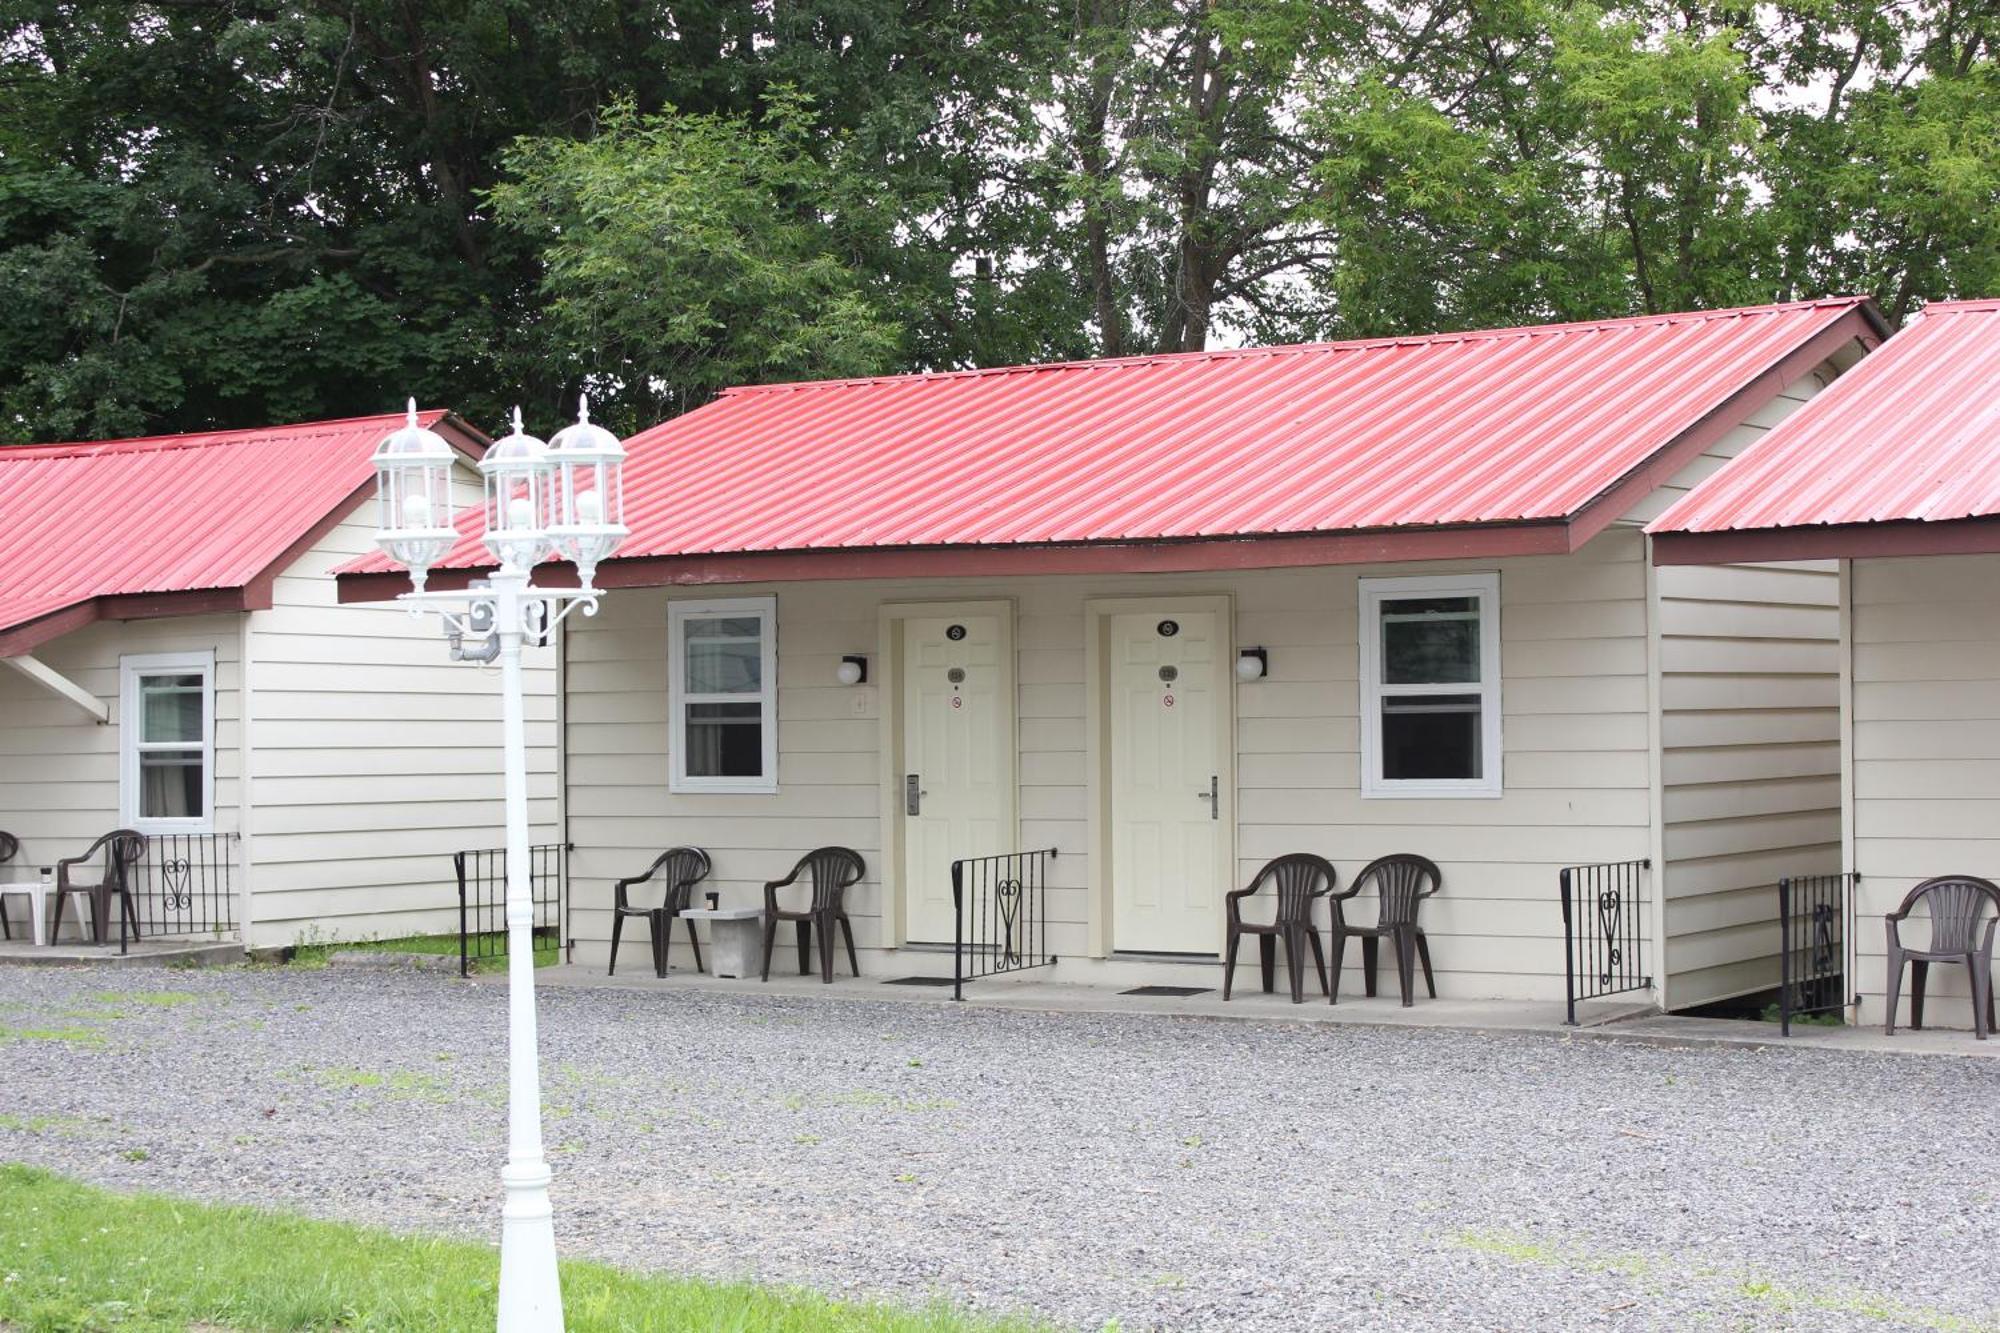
[951,848,1058,1000]
[1778,872,1852,1035]
[1559,858,1653,1025]
[120,831,240,952]
[454,843,570,977]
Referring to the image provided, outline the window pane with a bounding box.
[140,751,205,818]
[140,675,204,743]
[1381,694,1482,781]
[1382,596,1480,685]
[684,702,763,778]
[684,620,762,694]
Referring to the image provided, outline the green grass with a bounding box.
[1449,1228,1987,1332]
[1758,1001,1845,1027]
[0,1023,108,1048]
[291,932,559,976]
[0,1165,1056,1332]
[90,991,203,1009]
[0,1113,92,1136]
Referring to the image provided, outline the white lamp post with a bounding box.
[371,398,626,1333]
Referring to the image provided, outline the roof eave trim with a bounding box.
[1652,517,2000,565]
[0,586,257,657]
[334,520,1579,603]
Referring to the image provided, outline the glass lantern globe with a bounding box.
[545,394,627,589]
[480,407,553,570]
[371,400,458,592]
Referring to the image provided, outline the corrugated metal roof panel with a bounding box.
[1651,300,2000,534]
[0,412,450,638]
[349,299,1871,575]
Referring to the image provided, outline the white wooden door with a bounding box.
[902,614,1011,943]
[1109,608,1227,954]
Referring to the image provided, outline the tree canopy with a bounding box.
[0,0,1992,440]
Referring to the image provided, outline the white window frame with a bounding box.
[668,596,779,794]
[1359,573,1502,799]
[119,650,216,833]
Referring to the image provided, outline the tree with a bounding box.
[489,95,903,431]
[1040,0,1383,354]
[0,0,1993,443]
[0,0,1064,439]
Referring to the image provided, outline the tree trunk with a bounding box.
[1165,4,1231,352]
[398,2,484,268]
[1618,174,1658,314]
[1078,0,1125,357]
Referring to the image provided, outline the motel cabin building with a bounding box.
[1652,298,2000,1028]
[0,413,556,951]
[335,298,1894,1013]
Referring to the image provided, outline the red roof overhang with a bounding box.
[1,413,487,656]
[335,301,1887,602]
[1650,298,2000,566]
[1652,516,2000,565]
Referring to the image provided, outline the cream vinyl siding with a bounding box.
[563,529,1651,1000]
[242,474,558,949]
[1628,358,1846,1010]
[0,613,244,870]
[1654,559,1842,1007]
[1848,554,2000,1022]
[1620,348,1862,526]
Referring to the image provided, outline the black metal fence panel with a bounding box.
[455,843,570,977]
[1559,858,1653,1025]
[1778,872,1852,1035]
[119,831,239,951]
[951,848,1058,999]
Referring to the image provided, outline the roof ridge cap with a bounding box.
[0,409,448,461]
[1912,297,2000,316]
[723,297,1870,396]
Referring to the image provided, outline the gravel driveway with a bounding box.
[0,963,1995,1332]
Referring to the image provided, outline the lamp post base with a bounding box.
[497,1159,563,1332]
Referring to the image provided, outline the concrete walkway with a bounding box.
[0,937,243,968]
[527,961,2000,1059]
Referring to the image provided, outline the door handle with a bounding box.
[1198,775,1219,819]
[905,774,923,816]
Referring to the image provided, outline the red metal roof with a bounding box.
[1651,300,2000,546]
[343,298,1879,587]
[0,411,473,655]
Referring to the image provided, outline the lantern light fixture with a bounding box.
[370,400,458,591]
[1235,647,1268,682]
[479,407,553,571]
[546,393,628,590]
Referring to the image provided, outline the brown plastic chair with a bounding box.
[761,847,865,984]
[1223,854,1336,1003]
[1885,875,2000,1039]
[53,830,145,945]
[0,831,18,940]
[1330,854,1441,1007]
[608,847,711,979]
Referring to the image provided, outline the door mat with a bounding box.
[882,976,958,986]
[1120,985,1213,997]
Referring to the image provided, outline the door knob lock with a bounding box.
[1198,775,1219,819]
